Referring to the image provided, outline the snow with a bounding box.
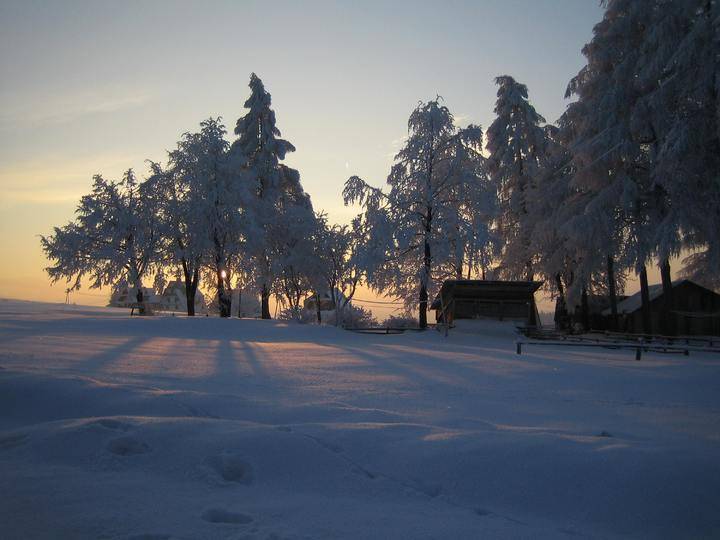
[1,299,719,539]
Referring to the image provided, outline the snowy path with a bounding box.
[1,300,719,539]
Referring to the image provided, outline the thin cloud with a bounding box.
[0,91,154,130]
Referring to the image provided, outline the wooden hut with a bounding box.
[430,280,543,327]
[601,279,720,335]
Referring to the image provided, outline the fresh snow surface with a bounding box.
[1,300,719,539]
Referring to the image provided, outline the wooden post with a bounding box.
[607,256,618,331]
[639,266,652,335]
[660,259,675,335]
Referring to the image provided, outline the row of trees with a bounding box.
[44,1,718,331]
[42,74,367,322]
[346,0,719,332]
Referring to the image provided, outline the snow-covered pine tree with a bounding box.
[230,73,303,319]
[486,75,549,282]
[344,99,484,328]
[41,169,160,296]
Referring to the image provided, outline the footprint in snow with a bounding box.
[205,453,254,484]
[413,481,442,498]
[201,508,253,524]
[0,432,28,450]
[107,436,151,456]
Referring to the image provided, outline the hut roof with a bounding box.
[430,280,543,310]
[602,279,719,315]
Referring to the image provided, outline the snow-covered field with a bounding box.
[1,300,719,539]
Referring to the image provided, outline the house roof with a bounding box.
[600,279,704,315]
[430,280,543,310]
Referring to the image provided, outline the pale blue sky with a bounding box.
[0,0,604,304]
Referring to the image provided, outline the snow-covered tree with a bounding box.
[178,118,242,318]
[41,169,160,295]
[270,200,318,319]
[147,118,244,316]
[634,0,720,295]
[312,213,366,325]
[561,0,663,332]
[486,75,549,281]
[438,124,498,281]
[230,73,305,319]
[344,99,486,328]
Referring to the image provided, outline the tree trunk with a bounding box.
[525,262,534,282]
[315,292,322,324]
[419,232,431,330]
[419,282,428,329]
[639,265,652,335]
[419,205,432,330]
[185,269,198,317]
[216,270,231,318]
[181,260,198,317]
[581,286,590,332]
[261,283,271,319]
[660,259,674,335]
[554,273,568,331]
[607,255,618,331]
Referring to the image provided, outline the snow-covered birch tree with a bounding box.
[344,99,485,328]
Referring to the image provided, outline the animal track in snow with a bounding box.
[201,508,253,524]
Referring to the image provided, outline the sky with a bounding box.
[0,0,612,316]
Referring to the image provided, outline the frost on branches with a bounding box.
[344,99,494,328]
[41,170,160,295]
[230,73,311,319]
[486,75,549,282]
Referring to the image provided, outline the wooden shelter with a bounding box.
[430,280,543,327]
[601,279,720,335]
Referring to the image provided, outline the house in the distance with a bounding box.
[602,279,720,335]
[431,280,543,327]
[108,284,160,309]
[159,280,206,313]
[232,289,261,318]
[303,290,347,312]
